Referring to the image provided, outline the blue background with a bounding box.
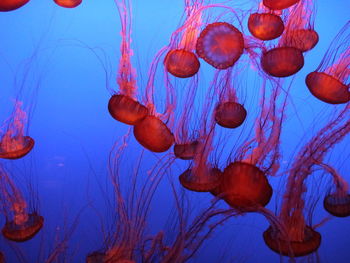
[0,0,349,262]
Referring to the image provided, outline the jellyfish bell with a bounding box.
[0,135,34,159]
[263,0,300,10]
[164,49,200,78]
[323,193,350,217]
[2,211,44,242]
[217,162,272,211]
[214,101,247,129]
[179,167,222,192]
[173,140,199,160]
[53,0,82,8]
[263,225,321,257]
[0,0,30,11]
[288,29,319,52]
[306,72,350,104]
[248,13,284,41]
[108,94,149,125]
[0,252,3,263]
[196,22,244,69]
[133,115,174,153]
[261,47,304,77]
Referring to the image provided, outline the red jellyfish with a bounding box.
[0,165,43,242]
[0,0,29,11]
[108,0,148,125]
[214,68,247,129]
[213,80,285,211]
[316,163,350,217]
[163,0,203,78]
[53,0,82,8]
[306,22,350,104]
[248,4,284,41]
[263,0,300,10]
[263,105,350,257]
[280,0,319,52]
[196,21,244,69]
[0,101,34,159]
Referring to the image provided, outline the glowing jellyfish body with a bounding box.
[214,101,247,128]
[133,115,174,152]
[164,49,200,78]
[263,0,299,10]
[2,212,44,242]
[0,0,29,11]
[53,0,82,8]
[108,94,148,125]
[248,13,284,41]
[261,47,304,77]
[288,29,319,52]
[196,22,244,69]
[263,226,321,257]
[324,193,350,217]
[217,162,272,211]
[306,72,350,104]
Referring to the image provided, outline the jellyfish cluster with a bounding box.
[0,0,349,262]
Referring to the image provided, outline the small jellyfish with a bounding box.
[163,1,202,78]
[53,0,82,8]
[0,165,43,242]
[306,21,350,104]
[248,13,284,41]
[0,101,34,159]
[196,22,244,69]
[174,140,199,160]
[0,0,29,11]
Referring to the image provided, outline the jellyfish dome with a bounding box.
[54,0,82,8]
[248,13,284,41]
[0,136,34,160]
[164,49,200,78]
[0,0,29,11]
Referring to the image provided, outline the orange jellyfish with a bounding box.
[0,101,34,160]
[280,0,319,52]
[0,164,43,242]
[53,0,82,8]
[108,0,149,125]
[306,22,350,104]
[263,0,300,10]
[263,105,350,257]
[196,21,244,69]
[0,0,29,11]
[316,163,350,217]
[163,0,203,78]
[248,3,284,41]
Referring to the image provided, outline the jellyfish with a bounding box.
[248,3,284,41]
[306,21,350,104]
[263,0,300,10]
[263,104,350,257]
[0,101,34,160]
[0,0,29,11]
[196,21,244,70]
[0,164,43,242]
[108,0,149,126]
[214,68,247,129]
[316,163,350,217]
[280,0,319,52]
[163,0,203,78]
[53,0,82,8]
[212,80,285,211]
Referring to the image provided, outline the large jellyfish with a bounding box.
[263,104,350,257]
[0,0,30,12]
